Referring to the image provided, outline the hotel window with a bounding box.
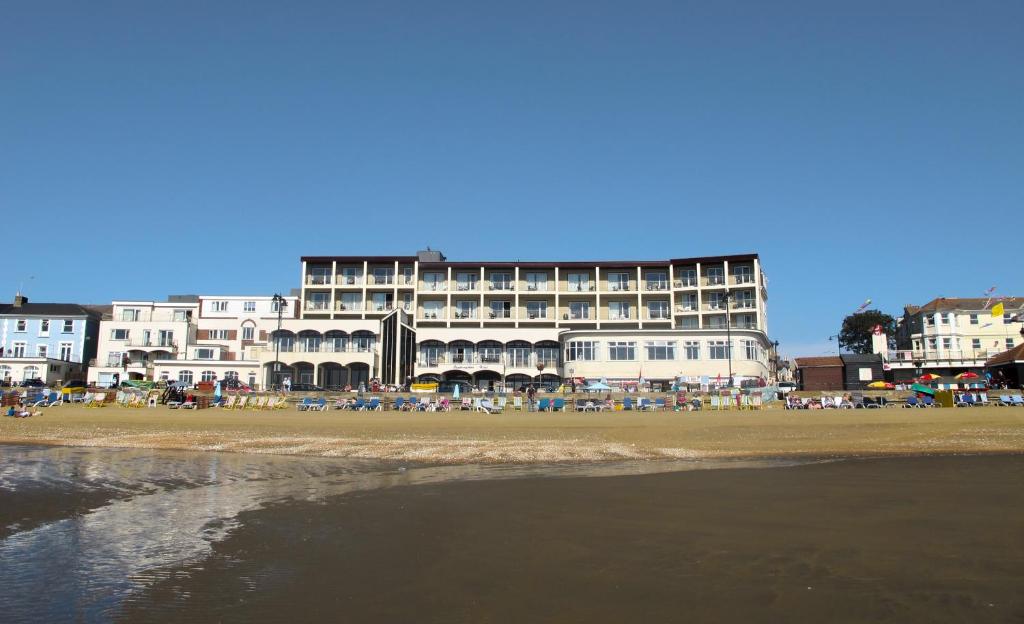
[420,345,444,365]
[608,301,630,320]
[173,309,189,321]
[608,341,636,361]
[178,370,194,385]
[373,267,394,285]
[707,292,726,310]
[479,344,502,364]
[567,273,591,292]
[679,316,699,329]
[924,316,933,327]
[566,341,598,361]
[307,292,330,311]
[325,333,347,352]
[744,340,759,360]
[308,266,331,285]
[684,341,700,360]
[62,320,74,333]
[195,348,215,360]
[339,293,361,311]
[242,326,255,341]
[706,315,727,329]
[526,301,547,319]
[707,267,724,285]
[111,329,129,341]
[489,300,512,319]
[733,266,753,284]
[121,309,140,322]
[243,301,256,313]
[735,314,756,329]
[709,340,730,360]
[507,346,530,366]
[568,301,590,320]
[928,338,937,351]
[1007,338,1015,350]
[645,341,675,360]
[11,342,26,357]
[15,319,27,331]
[969,314,978,325]
[210,329,230,340]
[525,272,548,291]
[608,272,630,291]
[490,272,512,290]
[422,272,445,291]
[645,272,667,291]
[455,272,478,291]
[39,319,50,335]
[535,346,559,367]
[158,330,174,346]
[648,301,669,320]
[450,343,473,364]
[972,338,981,351]
[942,338,952,350]
[59,343,73,361]
[210,301,228,312]
[422,301,444,319]
[352,332,375,352]
[455,300,477,319]
[36,345,48,358]
[400,267,414,285]
[401,292,414,311]
[678,293,697,312]
[339,264,360,284]
[735,291,755,309]
[370,293,393,311]
[678,269,697,287]
[201,370,217,382]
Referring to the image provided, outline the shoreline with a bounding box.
[2,404,1022,463]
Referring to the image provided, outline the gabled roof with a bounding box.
[909,297,1023,314]
[0,302,101,318]
[985,343,1024,367]
[794,356,843,368]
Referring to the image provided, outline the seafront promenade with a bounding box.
[3,403,1022,463]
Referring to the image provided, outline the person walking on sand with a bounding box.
[282,376,291,393]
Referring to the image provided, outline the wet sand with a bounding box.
[117,454,1024,623]
[1,404,1023,463]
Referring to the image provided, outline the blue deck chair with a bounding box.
[1012,395,1024,406]
[922,395,936,407]
[552,398,565,412]
[296,398,313,411]
[904,396,918,408]
[998,395,1013,406]
[353,398,366,410]
[538,398,551,411]
[622,397,633,411]
[367,398,381,411]
[654,398,666,411]
[392,397,405,411]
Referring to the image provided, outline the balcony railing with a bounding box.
[674,278,698,288]
[489,283,514,291]
[645,283,669,291]
[566,284,595,292]
[525,312,548,319]
[674,306,697,313]
[417,353,561,368]
[563,312,591,320]
[369,304,395,312]
[337,276,362,286]
[646,312,671,320]
[525,283,549,291]
[606,283,632,292]
[421,283,447,291]
[336,304,363,311]
[608,314,631,320]
[455,282,479,291]
[488,311,513,319]
[887,349,1002,363]
[368,276,394,285]
[268,344,375,354]
[453,311,478,319]
[706,276,725,285]
[419,312,444,320]
[733,275,754,284]
[126,340,177,349]
[305,275,332,285]
[304,302,331,311]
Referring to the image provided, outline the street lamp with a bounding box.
[536,361,545,386]
[270,294,287,390]
[828,334,842,354]
[771,340,780,381]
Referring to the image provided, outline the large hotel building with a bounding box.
[88,249,774,390]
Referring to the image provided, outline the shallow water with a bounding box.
[0,444,802,622]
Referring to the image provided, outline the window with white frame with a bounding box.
[490,272,512,290]
[352,332,375,352]
[507,346,530,366]
[224,371,239,380]
[455,272,478,291]
[400,266,414,285]
[241,326,255,341]
[707,267,724,285]
[39,319,50,335]
[607,272,630,291]
[212,301,229,312]
[706,315,727,329]
[195,348,215,360]
[734,314,756,329]
[969,313,978,325]
[308,266,331,284]
[209,329,230,340]
[942,337,952,350]
[62,319,74,333]
[678,293,697,312]
[525,272,548,291]
[566,341,598,361]
[22,366,39,381]
[36,345,48,358]
[422,300,444,319]
[178,370,194,384]
[340,266,361,284]
[972,338,981,351]
[173,309,189,321]
[744,340,759,360]
[734,291,755,309]
[243,301,256,312]
[535,346,559,367]
[489,300,512,319]
[201,370,217,382]
[608,301,630,320]
[111,329,129,341]
[567,273,591,292]
[370,292,393,312]
[678,268,697,287]
[339,293,361,311]
[645,341,675,360]
[709,340,730,359]
[928,338,937,351]
[15,319,26,332]
[733,265,753,284]
[684,341,700,360]
[105,351,122,367]
[419,344,444,365]
[479,344,502,363]
[526,301,547,319]
[568,301,590,319]
[647,301,669,320]
[706,292,726,310]
[307,292,330,311]
[645,272,667,290]
[59,342,73,361]
[679,316,699,329]
[455,300,477,318]
[1007,338,1015,350]
[121,309,140,321]
[422,272,445,291]
[373,267,394,285]
[608,341,636,361]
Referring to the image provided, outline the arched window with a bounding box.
[201,370,217,382]
[324,331,348,352]
[272,331,295,352]
[298,330,321,353]
[178,370,194,384]
[22,366,40,381]
[0,365,11,382]
[477,340,503,364]
[352,331,375,352]
[240,322,256,342]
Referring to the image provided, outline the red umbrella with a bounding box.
[918,373,941,381]
[955,371,980,379]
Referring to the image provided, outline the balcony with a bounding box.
[453,311,479,320]
[733,274,755,285]
[606,283,632,292]
[305,275,333,286]
[369,303,395,312]
[607,313,631,320]
[421,283,447,292]
[267,344,375,355]
[126,339,177,349]
[419,311,444,320]
[565,284,596,293]
[705,276,726,286]
[487,311,513,319]
[336,276,362,286]
[368,275,394,286]
[336,303,363,312]
[489,282,515,291]
[887,349,1001,363]
[644,282,669,292]
[525,283,550,292]
[524,312,548,320]
[304,302,331,312]
[674,278,698,288]
[646,312,671,321]
[454,282,479,292]
[563,312,592,321]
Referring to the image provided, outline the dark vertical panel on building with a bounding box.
[381,314,396,384]
[399,324,416,385]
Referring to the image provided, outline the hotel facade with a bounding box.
[87,250,774,390]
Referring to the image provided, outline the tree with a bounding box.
[839,310,896,354]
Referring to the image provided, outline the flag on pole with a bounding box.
[991,302,1004,318]
[854,299,872,314]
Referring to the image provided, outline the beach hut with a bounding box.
[840,354,884,390]
[794,357,843,391]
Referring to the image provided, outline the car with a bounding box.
[21,378,46,388]
[778,382,797,395]
[289,383,323,392]
[61,380,87,395]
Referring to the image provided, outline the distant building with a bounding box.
[891,297,1024,380]
[794,356,844,391]
[0,294,102,385]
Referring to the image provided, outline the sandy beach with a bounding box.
[2,403,1022,463]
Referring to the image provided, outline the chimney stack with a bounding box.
[13,293,28,307]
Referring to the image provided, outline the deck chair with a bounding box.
[637,398,651,411]
[89,393,107,408]
[622,397,633,411]
[496,396,507,411]
[921,395,936,407]
[478,399,501,413]
[181,396,197,409]
[998,395,1013,406]
[551,398,565,412]
[393,397,405,411]
[407,397,419,411]
[221,395,238,410]
[708,395,720,410]
[460,398,472,410]
[236,395,250,410]
[353,398,366,410]
[367,398,382,411]
[264,396,280,410]
[438,398,450,411]
[904,396,919,408]
[311,398,327,411]
[654,398,666,411]
[538,398,551,411]
[44,392,62,407]
[296,398,313,411]
[750,395,763,410]
[512,396,523,411]
[1011,395,1024,406]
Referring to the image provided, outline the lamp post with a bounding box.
[771,340,780,382]
[536,362,545,386]
[270,294,287,390]
[828,334,842,354]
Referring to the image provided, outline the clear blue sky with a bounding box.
[2,0,1021,356]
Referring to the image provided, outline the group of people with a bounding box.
[5,403,39,418]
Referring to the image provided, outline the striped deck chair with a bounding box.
[220,395,238,410]
[512,396,523,411]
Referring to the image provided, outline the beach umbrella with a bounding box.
[585,382,612,392]
[955,372,979,379]
[910,383,936,396]
[917,373,941,381]
[867,381,893,389]
[452,383,460,400]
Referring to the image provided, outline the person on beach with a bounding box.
[675,389,687,411]
[527,385,537,411]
